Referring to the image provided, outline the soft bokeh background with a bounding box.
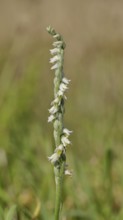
[1,1,123,219]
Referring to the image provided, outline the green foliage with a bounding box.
[0,41,123,220]
[5,205,17,220]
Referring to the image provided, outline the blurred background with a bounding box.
[1,0,123,219]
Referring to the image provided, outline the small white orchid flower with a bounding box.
[48,153,59,164]
[57,90,64,97]
[50,55,60,63]
[53,41,62,47]
[51,96,61,106]
[49,105,58,114]
[50,48,60,55]
[53,34,60,39]
[61,135,71,146]
[63,128,73,136]
[62,77,71,85]
[56,144,64,151]
[59,83,68,92]
[65,169,72,176]
[48,115,55,123]
[55,144,64,155]
[51,63,59,70]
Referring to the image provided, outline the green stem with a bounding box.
[54,162,65,220]
[47,26,67,220]
[53,41,65,220]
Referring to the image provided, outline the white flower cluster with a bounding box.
[48,77,70,123]
[48,128,72,176]
[47,33,72,176]
[48,40,70,123]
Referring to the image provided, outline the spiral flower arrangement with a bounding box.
[47,26,72,220]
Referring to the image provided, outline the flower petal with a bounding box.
[51,63,59,70]
[50,48,60,55]
[50,55,60,63]
[48,115,55,122]
[53,41,62,47]
[63,128,73,136]
[62,77,71,85]
[59,83,68,92]
[48,153,59,164]
[49,105,58,114]
[51,96,61,106]
[53,34,60,39]
[65,169,72,176]
[61,135,71,146]
[57,90,64,96]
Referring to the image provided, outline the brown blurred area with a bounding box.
[1,0,123,63]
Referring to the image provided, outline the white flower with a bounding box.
[59,83,68,92]
[48,153,59,164]
[53,41,62,47]
[53,34,60,39]
[49,105,58,114]
[61,135,71,146]
[55,144,64,152]
[63,128,73,136]
[57,90,64,96]
[50,48,60,55]
[50,55,60,63]
[62,77,70,85]
[51,96,61,106]
[65,169,72,176]
[48,115,55,122]
[51,63,59,70]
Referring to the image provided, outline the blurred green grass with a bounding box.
[0,38,123,220]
